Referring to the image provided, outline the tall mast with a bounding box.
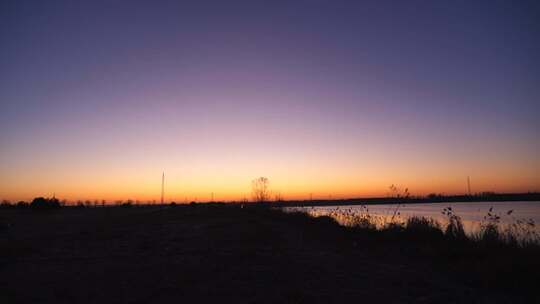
[161,172,165,204]
[467,176,471,196]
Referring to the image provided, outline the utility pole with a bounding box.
[467,176,471,196]
[161,172,165,204]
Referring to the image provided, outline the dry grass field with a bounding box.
[1,204,538,303]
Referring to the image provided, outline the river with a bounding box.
[286,201,540,236]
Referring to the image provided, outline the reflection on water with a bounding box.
[286,201,540,235]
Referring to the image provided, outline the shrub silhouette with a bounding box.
[478,207,501,243]
[30,197,61,209]
[442,207,466,240]
[405,216,443,239]
[16,201,29,208]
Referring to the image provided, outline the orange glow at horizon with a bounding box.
[2,147,538,202]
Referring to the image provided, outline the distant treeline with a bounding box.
[0,197,61,209]
[1,192,539,209]
[273,192,540,208]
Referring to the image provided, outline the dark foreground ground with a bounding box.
[1,205,538,303]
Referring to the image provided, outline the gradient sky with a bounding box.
[1,0,539,202]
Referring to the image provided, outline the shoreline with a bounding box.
[272,192,540,208]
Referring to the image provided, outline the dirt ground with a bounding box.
[0,205,536,303]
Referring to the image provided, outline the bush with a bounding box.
[477,207,501,244]
[1,200,12,208]
[442,207,466,240]
[352,217,377,230]
[405,216,443,238]
[479,223,500,243]
[30,197,61,209]
[16,201,29,208]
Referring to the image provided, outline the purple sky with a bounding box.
[1,1,539,201]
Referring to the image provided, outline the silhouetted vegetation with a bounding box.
[1,204,538,303]
[294,205,539,249]
[272,191,540,208]
[403,216,443,239]
[121,200,133,208]
[252,176,270,203]
[30,197,61,209]
[16,201,29,208]
[442,206,467,240]
[0,200,30,209]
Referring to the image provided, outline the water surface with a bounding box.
[287,201,540,235]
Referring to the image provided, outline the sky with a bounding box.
[1,0,539,202]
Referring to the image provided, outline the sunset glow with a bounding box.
[1,1,539,202]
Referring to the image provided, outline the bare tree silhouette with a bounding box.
[388,184,410,199]
[252,177,270,203]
